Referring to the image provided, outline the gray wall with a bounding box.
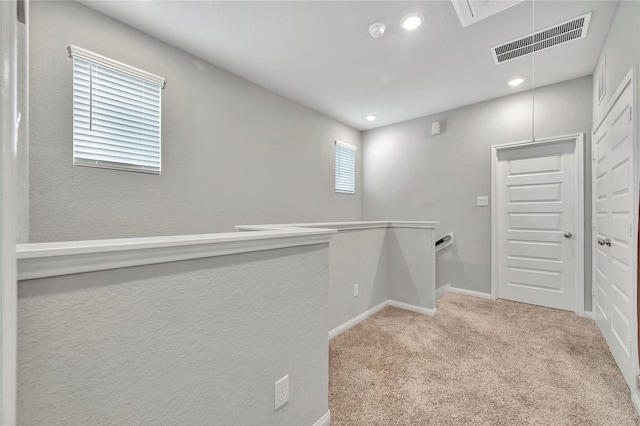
[329,229,388,330]
[362,77,593,308]
[387,227,436,310]
[18,245,329,426]
[28,1,361,243]
[328,225,436,332]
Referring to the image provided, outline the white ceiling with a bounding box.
[78,0,619,130]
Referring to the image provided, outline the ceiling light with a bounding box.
[401,13,424,30]
[366,115,377,122]
[508,78,525,86]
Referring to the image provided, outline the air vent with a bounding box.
[491,13,591,64]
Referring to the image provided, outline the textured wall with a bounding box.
[362,77,593,308]
[28,1,361,243]
[18,245,329,425]
[329,228,389,329]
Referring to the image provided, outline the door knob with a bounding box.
[597,237,606,245]
[564,232,573,238]
[605,238,612,247]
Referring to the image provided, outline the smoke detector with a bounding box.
[369,23,386,39]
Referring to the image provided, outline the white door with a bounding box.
[593,80,635,387]
[496,139,578,311]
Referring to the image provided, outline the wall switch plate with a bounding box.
[477,196,489,207]
[353,284,359,297]
[275,375,289,410]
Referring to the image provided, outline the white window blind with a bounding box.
[69,45,165,174]
[335,140,357,194]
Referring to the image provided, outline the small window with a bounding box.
[68,45,165,174]
[335,140,357,194]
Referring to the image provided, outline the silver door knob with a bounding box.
[605,238,612,247]
[564,232,573,238]
[597,237,606,245]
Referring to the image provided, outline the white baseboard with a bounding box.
[447,286,492,300]
[632,388,640,417]
[312,409,331,426]
[329,301,388,340]
[583,310,595,319]
[329,299,436,340]
[388,299,437,316]
[436,284,451,300]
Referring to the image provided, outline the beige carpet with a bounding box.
[329,293,640,425]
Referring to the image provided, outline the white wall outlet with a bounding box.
[477,196,489,207]
[353,284,359,297]
[275,375,289,410]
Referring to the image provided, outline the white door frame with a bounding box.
[0,0,18,423]
[491,133,585,316]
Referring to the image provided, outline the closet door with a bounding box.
[593,80,635,387]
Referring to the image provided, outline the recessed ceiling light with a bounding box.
[401,13,424,30]
[366,115,377,122]
[509,78,525,86]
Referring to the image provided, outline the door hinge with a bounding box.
[592,218,596,229]
[592,148,596,161]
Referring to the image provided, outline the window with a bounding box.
[335,140,356,194]
[68,45,165,174]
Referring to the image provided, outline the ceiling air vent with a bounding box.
[491,12,591,64]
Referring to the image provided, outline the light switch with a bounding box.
[477,196,489,207]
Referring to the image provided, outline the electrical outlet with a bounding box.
[353,284,359,297]
[477,196,489,207]
[275,375,289,410]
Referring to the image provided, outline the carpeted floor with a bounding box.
[329,293,640,425]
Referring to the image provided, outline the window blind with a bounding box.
[69,45,165,174]
[335,140,357,194]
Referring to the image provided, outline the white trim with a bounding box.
[0,1,18,423]
[17,229,335,281]
[448,286,493,300]
[597,54,606,105]
[436,284,451,300]
[335,139,357,151]
[491,133,586,315]
[387,300,436,316]
[68,44,165,88]
[236,221,438,232]
[593,67,635,132]
[329,300,388,339]
[312,410,331,426]
[632,388,640,418]
[329,299,437,340]
[583,311,595,320]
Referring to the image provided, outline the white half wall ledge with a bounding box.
[17,228,335,280]
[236,220,439,232]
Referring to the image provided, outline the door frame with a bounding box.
[0,0,18,423]
[490,133,585,316]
